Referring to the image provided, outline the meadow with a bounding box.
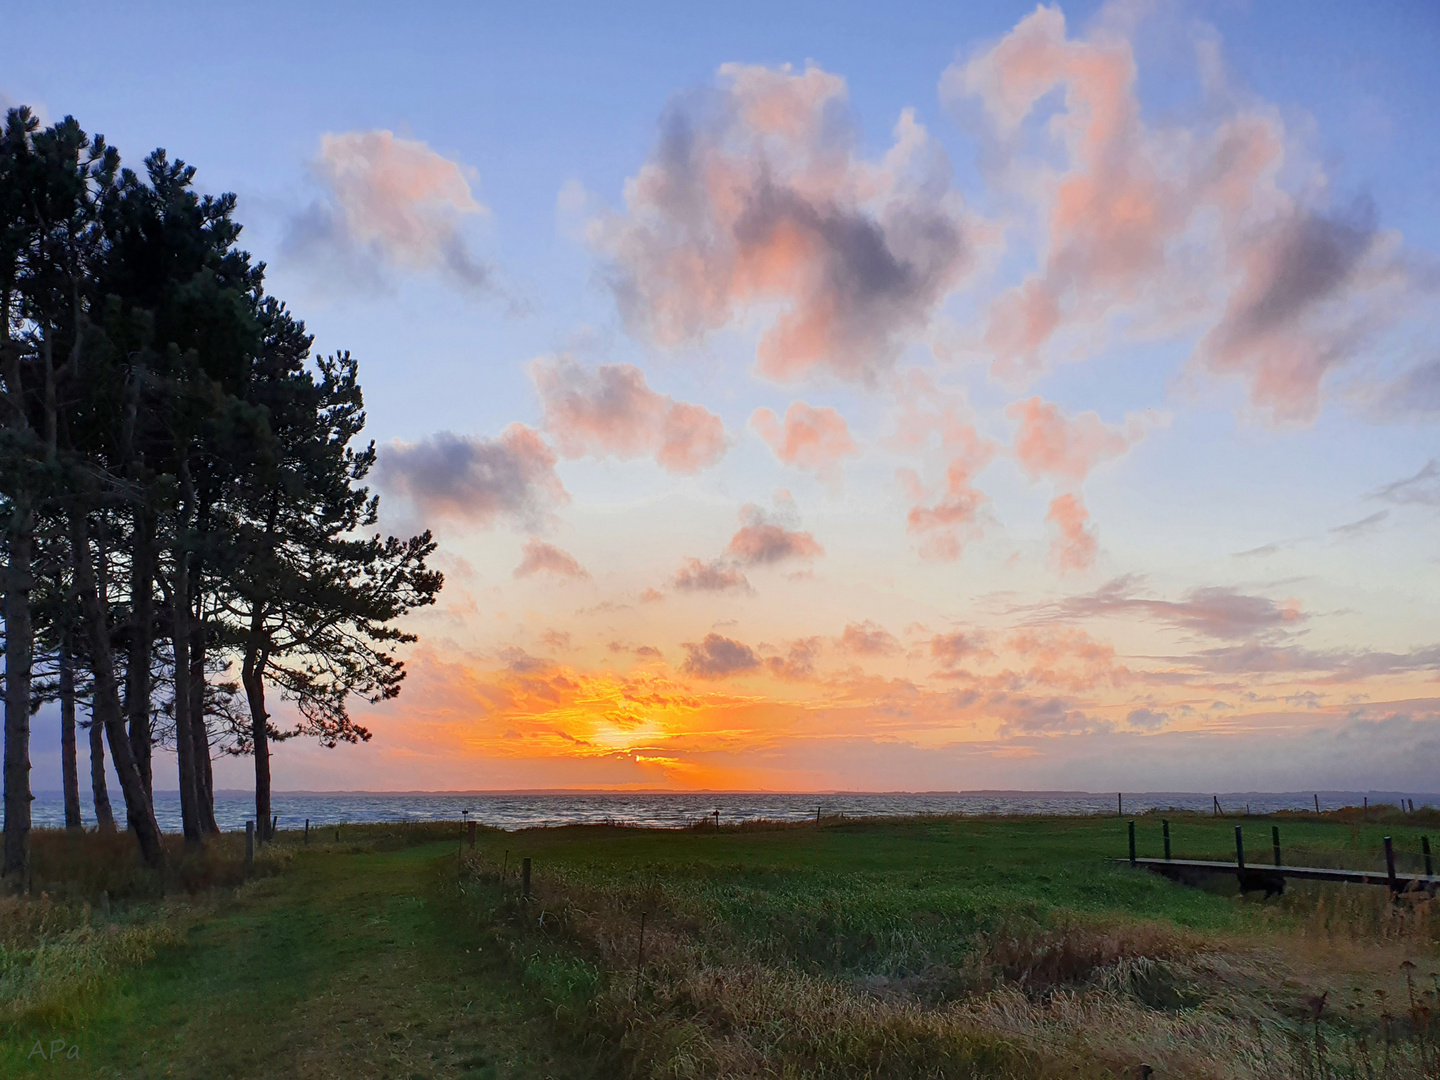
[3,809,1437,1078]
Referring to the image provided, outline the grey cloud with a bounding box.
[377,426,566,530]
[1125,707,1169,730]
[680,633,761,679]
[1189,643,1440,681]
[1214,201,1378,354]
[672,558,753,595]
[1043,576,1304,641]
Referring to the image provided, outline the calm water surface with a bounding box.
[29,788,1438,833]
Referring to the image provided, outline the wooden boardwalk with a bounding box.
[1126,856,1436,895]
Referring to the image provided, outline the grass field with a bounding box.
[3,810,1437,1078]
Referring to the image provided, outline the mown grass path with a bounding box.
[7,842,594,1080]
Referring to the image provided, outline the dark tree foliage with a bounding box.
[0,109,441,884]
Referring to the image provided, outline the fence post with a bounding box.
[1314,794,1320,813]
[271,815,277,838]
[245,820,255,874]
[522,857,531,900]
[1423,836,1433,879]
[1162,820,1171,861]
[1272,826,1282,867]
[1234,825,1246,886]
[1128,821,1136,866]
[1213,795,1220,817]
[1118,792,1123,817]
[1384,836,1398,896]
[304,818,309,844]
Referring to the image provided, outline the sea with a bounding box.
[27,788,1440,834]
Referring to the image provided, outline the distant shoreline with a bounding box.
[31,786,1440,799]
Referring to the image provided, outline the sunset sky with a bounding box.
[9,0,1440,794]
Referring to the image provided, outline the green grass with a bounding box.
[4,835,598,1079]
[4,812,1437,1078]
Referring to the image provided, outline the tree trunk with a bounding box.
[125,508,155,799]
[3,514,34,883]
[242,648,271,842]
[190,618,217,835]
[71,510,165,869]
[89,715,115,832]
[170,485,201,845]
[59,638,82,830]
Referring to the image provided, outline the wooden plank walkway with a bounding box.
[1125,856,1436,895]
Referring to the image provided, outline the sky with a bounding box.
[7,0,1440,794]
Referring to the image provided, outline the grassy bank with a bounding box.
[3,812,1437,1077]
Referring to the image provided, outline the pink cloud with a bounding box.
[1006,397,1140,483]
[592,64,977,383]
[531,355,726,474]
[902,424,998,562]
[514,539,590,580]
[377,424,566,529]
[289,130,493,290]
[838,621,900,657]
[750,402,859,483]
[1046,493,1097,573]
[946,7,1413,421]
[725,497,824,566]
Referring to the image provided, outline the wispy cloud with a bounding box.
[1373,460,1440,508]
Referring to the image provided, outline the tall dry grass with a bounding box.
[463,850,1440,1079]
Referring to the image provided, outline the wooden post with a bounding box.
[522,857,531,900]
[272,815,278,838]
[1213,795,1220,817]
[1314,794,1320,813]
[1422,836,1433,878]
[245,820,254,874]
[1364,796,1368,820]
[816,805,821,825]
[1234,825,1246,882]
[1162,820,1171,861]
[1128,821,1136,866]
[1117,792,1123,817]
[1272,825,1282,866]
[467,821,477,848]
[1384,836,1398,896]
[713,809,720,830]
[304,818,309,844]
